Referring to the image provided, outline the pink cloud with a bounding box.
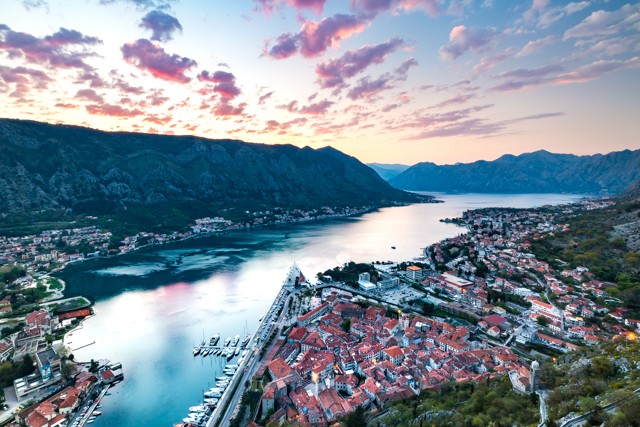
[347,74,393,100]
[489,58,640,92]
[213,101,246,116]
[349,0,445,17]
[315,37,403,88]
[278,99,333,115]
[300,14,367,57]
[198,70,241,100]
[121,39,196,83]
[258,90,274,105]
[264,14,367,59]
[0,25,101,71]
[75,88,104,102]
[0,65,51,90]
[299,99,333,114]
[265,33,299,59]
[254,0,327,15]
[439,25,498,61]
[85,103,143,117]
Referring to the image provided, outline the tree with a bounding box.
[341,319,351,332]
[537,316,548,327]
[62,362,77,380]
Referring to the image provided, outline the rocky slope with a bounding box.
[0,119,429,224]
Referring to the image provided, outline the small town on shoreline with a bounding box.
[1,197,639,427]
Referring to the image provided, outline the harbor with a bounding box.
[176,264,301,427]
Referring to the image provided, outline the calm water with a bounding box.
[57,193,585,426]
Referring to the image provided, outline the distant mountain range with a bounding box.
[389,149,640,195]
[367,163,410,181]
[0,119,429,228]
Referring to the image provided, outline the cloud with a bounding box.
[212,101,246,116]
[315,37,403,88]
[22,0,47,10]
[121,38,196,82]
[258,91,274,105]
[516,35,557,57]
[0,25,102,71]
[490,57,640,91]
[85,103,143,117]
[75,88,104,102]
[139,10,183,42]
[429,93,476,109]
[394,57,418,79]
[264,14,367,59]
[402,105,562,139]
[0,65,51,89]
[349,0,444,18]
[347,74,393,100]
[98,0,173,10]
[522,0,550,24]
[197,70,241,100]
[265,34,299,59]
[299,99,333,114]
[536,2,589,28]
[254,0,327,15]
[439,25,498,61]
[278,99,333,114]
[564,3,640,40]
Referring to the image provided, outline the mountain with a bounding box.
[389,149,640,194]
[367,163,410,181]
[0,119,430,230]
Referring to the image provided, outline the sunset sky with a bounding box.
[1,0,639,164]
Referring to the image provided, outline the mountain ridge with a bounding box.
[389,149,640,194]
[0,118,430,230]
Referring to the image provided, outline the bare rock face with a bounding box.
[0,118,428,222]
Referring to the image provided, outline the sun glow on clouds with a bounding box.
[0,0,639,163]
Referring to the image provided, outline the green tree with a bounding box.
[537,316,548,327]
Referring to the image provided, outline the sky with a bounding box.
[1,0,639,165]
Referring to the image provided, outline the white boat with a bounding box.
[226,364,238,369]
[210,333,220,346]
[193,347,200,356]
[216,376,228,381]
[234,347,240,356]
[189,405,207,413]
[92,411,102,416]
[242,334,251,346]
[204,391,222,398]
[224,337,231,346]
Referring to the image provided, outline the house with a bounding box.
[383,346,404,366]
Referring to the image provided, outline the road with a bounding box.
[537,390,548,427]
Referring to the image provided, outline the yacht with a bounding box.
[242,334,251,346]
[209,333,220,346]
[226,364,238,369]
[193,347,201,356]
[224,337,231,346]
[231,335,240,346]
[234,347,240,356]
[216,376,228,381]
[189,405,207,413]
[204,390,222,398]
[92,411,102,416]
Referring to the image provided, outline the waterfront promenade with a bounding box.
[206,266,298,426]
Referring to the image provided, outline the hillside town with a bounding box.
[221,197,639,427]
